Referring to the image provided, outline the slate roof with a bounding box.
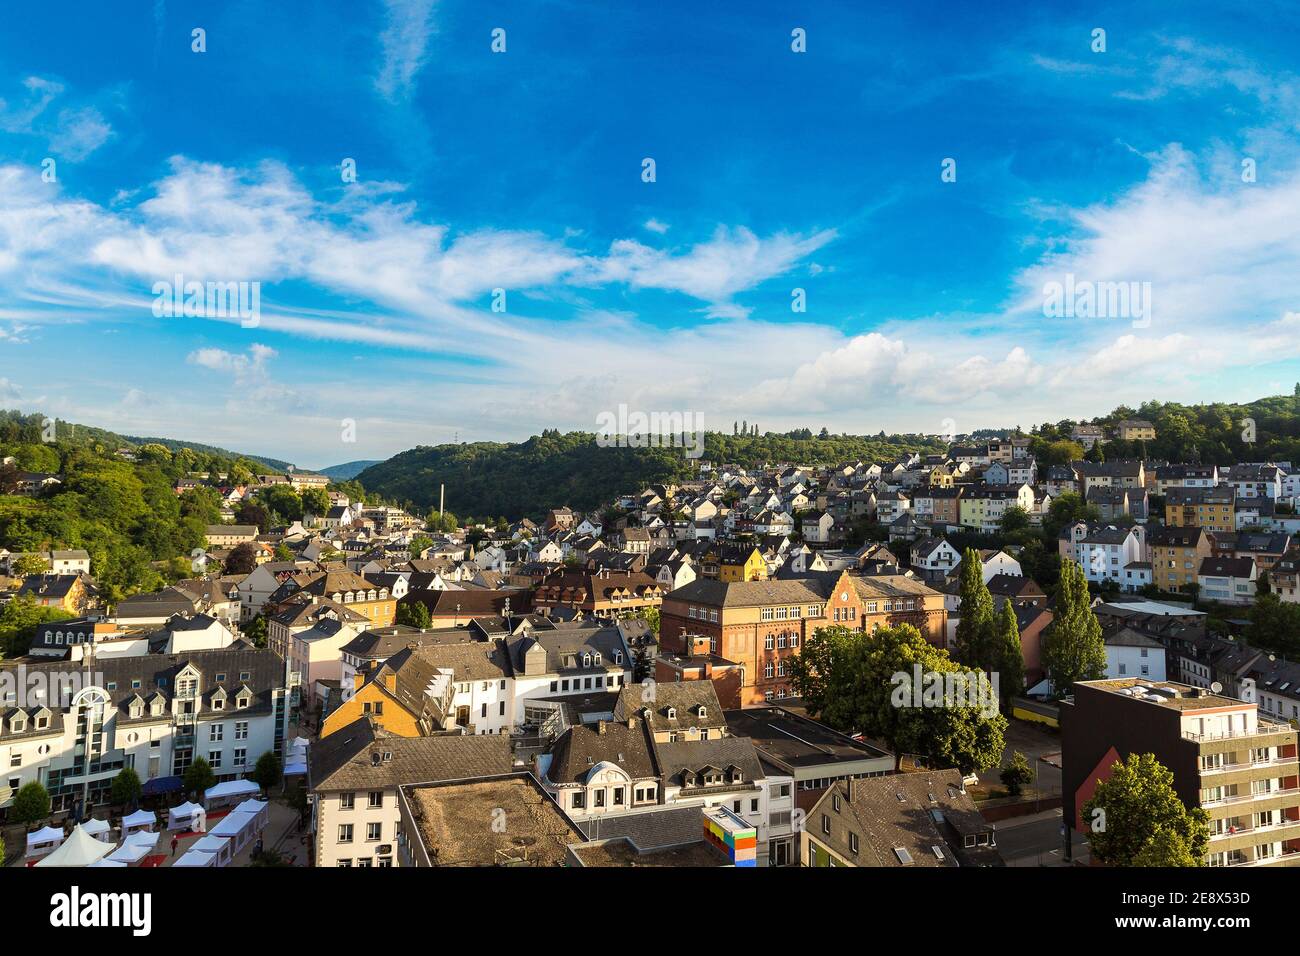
[545,719,659,784]
[309,716,514,792]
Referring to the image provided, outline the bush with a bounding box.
[1000,751,1034,797]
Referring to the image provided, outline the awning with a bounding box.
[141,774,183,796]
[88,858,127,868]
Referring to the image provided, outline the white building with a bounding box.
[0,648,287,815]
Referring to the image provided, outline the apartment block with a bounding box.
[1063,678,1300,867]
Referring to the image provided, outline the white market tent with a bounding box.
[122,808,157,835]
[35,824,114,868]
[232,798,270,831]
[191,833,233,867]
[285,736,310,775]
[168,801,204,830]
[174,849,217,867]
[203,778,260,810]
[88,858,127,868]
[210,810,259,853]
[25,826,65,858]
[106,830,158,864]
[82,818,113,841]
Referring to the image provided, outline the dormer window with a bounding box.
[666,707,677,720]
[236,691,251,709]
[697,705,707,719]
[34,714,49,730]
[614,650,623,665]
[593,652,601,665]
[11,715,26,733]
[582,653,591,668]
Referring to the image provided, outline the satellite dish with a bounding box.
[1210,682,1223,694]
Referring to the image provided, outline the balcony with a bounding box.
[1184,715,1295,743]
[1203,785,1300,808]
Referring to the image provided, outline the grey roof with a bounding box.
[545,719,658,784]
[309,717,513,792]
[613,681,727,733]
[652,735,765,788]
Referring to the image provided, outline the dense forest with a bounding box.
[356,429,946,520]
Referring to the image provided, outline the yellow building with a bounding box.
[1165,486,1235,533]
[718,546,768,582]
[320,669,421,739]
[1148,526,1211,593]
[1117,419,1157,442]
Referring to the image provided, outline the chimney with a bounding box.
[597,721,607,736]
[627,718,636,729]
[845,777,854,801]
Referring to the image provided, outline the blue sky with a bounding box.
[1,0,1299,468]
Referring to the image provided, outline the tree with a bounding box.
[409,534,434,558]
[252,751,282,791]
[300,487,329,519]
[110,767,142,808]
[954,548,996,673]
[395,600,432,629]
[242,614,268,648]
[1041,558,1107,696]
[992,598,1025,706]
[183,757,216,798]
[12,552,49,576]
[0,594,73,658]
[12,780,51,824]
[224,541,259,575]
[1083,752,1209,867]
[1132,827,1200,867]
[999,506,1031,536]
[1000,751,1033,797]
[274,542,294,562]
[789,623,1006,774]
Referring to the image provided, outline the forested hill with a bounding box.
[1030,389,1300,464]
[0,411,290,473]
[355,430,946,521]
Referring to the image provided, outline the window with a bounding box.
[821,814,831,835]
[849,832,860,855]
[208,751,222,768]
[209,724,223,742]
[235,721,248,740]
[340,792,356,810]
[368,791,383,808]
[367,822,382,842]
[338,824,354,843]
[594,790,606,807]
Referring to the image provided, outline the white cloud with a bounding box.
[375,0,438,101]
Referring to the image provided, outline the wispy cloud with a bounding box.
[375,0,438,101]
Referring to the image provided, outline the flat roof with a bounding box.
[1079,678,1248,712]
[402,775,585,866]
[723,706,892,769]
